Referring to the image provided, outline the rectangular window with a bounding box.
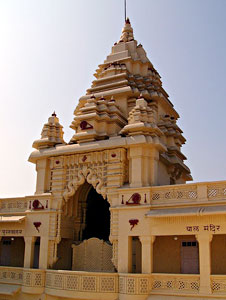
[182,241,197,247]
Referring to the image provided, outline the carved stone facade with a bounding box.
[0,17,225,300]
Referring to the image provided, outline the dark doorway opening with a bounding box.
[0,237,25,267]
[181,240,199,274]
[33,237,40,269]
[131,236,142,273]
[82,186,110,241]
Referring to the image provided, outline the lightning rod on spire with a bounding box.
[124,0,127,22]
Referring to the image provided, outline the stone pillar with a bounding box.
[35,158,48,194]
[149,148,159,186]
[197,183,208,202]
[118,236,131,273]
[39,237,49,269]
[24,237,35,268]
[196,234,213,294]
[129,147,143,187]
[139,236,155,274]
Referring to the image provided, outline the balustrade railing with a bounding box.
[151,185,197,203]
[46,270,118,293]
[119,273,150,295]
[151,273,200,294]
[23,268,45,288]
[211,275,226,294]
[0,195,51,212]
[0,198,28,212]
[207,183,226,201]
[0,266,23,284]
[150,181,226,204]
[2,267,226,296]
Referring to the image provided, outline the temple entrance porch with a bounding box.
[54,182,113,272]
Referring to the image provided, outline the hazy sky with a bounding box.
[0,0,225,197]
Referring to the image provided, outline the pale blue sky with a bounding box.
[0,0,225,197]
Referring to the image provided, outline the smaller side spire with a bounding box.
[32,112,65,149]
[120,96,161,137]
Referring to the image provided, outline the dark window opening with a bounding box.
[3,240,11,245]
[182,241,197,247]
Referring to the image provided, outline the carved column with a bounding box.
[196,234,213,294]
[139,235,155,274]
[24,237,35,268]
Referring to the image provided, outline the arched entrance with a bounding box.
[82,186,110,241]
[54,182,113,271]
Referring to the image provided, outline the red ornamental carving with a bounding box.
[80,120,93,130]
[129,219,139,230]
[111,153,116,158]
[55,160,60,165]
[82,155,87,162]
[126,193,141,205]
[32,200,44,210]
[33,222,41,232]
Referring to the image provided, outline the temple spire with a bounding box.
[118,17,134,43]
[32,112,65,149]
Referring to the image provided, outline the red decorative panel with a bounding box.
[33,222,42,232]
[82,155,87,162]
[80,120,93,130]
[126,193,141,205]
[32,200,44,210]
[129,219,139,230]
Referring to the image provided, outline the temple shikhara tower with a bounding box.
[0,18,226,300]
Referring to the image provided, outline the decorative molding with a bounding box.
[63,165,107,201]
[49,148,127,203]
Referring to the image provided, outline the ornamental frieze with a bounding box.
[49,148,128,202]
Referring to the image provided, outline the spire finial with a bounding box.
[124,0,127,22]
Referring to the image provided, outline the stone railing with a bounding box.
[150,181,226,204]
[211,275,226,294]
[0,267,45,289]
[2,267,225,297]
[0,198,28,212]
[46,270,118,293]
[23,268,45,288]
[0,266,23,285]
[119,273,151,295]
[207,183,226,201]
[151,273,200,294]
[0,194,52,213]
